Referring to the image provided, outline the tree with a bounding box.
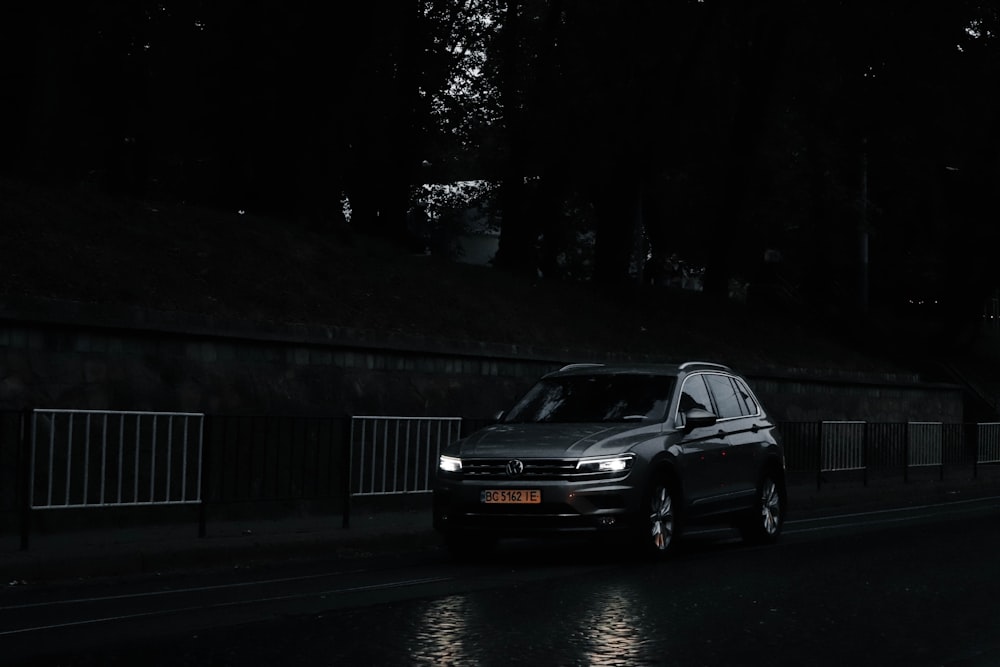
[6,0,1000,333]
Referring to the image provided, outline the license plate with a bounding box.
[481,489,541,504]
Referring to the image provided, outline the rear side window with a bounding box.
[733,377,760,416]
[704,374,744,419]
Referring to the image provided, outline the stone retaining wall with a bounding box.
[0,297,964,422]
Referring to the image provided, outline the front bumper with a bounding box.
[433,478,641,537]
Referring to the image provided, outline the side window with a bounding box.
[733,377,760,416]
[704,374,743,419]
[678,375,712,415]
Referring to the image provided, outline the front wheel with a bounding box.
[637,478,681,559]
[740,473,786,545]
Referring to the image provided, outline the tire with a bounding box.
[740,472,786,545]
[637,477,681,559]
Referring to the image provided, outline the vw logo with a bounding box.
[505,459,525,476]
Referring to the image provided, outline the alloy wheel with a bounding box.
[649,484,675,552]
[760,477,782,537]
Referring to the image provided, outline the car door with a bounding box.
[703,373,759,504]
[676,374,729,511]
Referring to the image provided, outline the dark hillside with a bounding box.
[0,177,922,376]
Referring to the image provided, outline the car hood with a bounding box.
[452,422,658,459]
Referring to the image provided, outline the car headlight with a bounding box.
[576,454,635,474]
[439,455,463,473]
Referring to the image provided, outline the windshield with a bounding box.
[503,374,675,424]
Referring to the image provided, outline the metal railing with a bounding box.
[15,414,1000,508]
[349,416,462,497]
[821,421,866,473]
[29,409,204,509]
[203,415,347,504]
[780,420,1000,488]
[907,421,943,468]
[6,413,1000,545]
[978,423,1000,464]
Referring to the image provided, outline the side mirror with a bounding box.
[492,410,506,423]
[681,408,718,431]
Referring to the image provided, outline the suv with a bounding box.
[433,361,786,557]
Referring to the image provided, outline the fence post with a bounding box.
[18,409,31,551]
[974,423,979,479]
[816,424,823,491]
[342,417,352,529]
[903,422,910,484]
[198,415,210,538]
[863,422,869,488]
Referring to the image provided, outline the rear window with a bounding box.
[503,374,676,424]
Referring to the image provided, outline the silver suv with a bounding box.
[433,361,786,557]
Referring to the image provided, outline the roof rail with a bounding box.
[678,361,731,371]
[558,363,605,372]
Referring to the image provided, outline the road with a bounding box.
[3,497,1000,666]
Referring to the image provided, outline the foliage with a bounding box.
[414,179,500,260]
[2,2,1000,350]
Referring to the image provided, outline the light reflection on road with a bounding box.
[579,582,646,665]
[408,595,473,665]
[355,500,1000,665]
[404,572,666,665]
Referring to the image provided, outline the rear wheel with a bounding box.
[740,473,786,544]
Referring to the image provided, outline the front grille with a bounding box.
[462,458,610,481]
